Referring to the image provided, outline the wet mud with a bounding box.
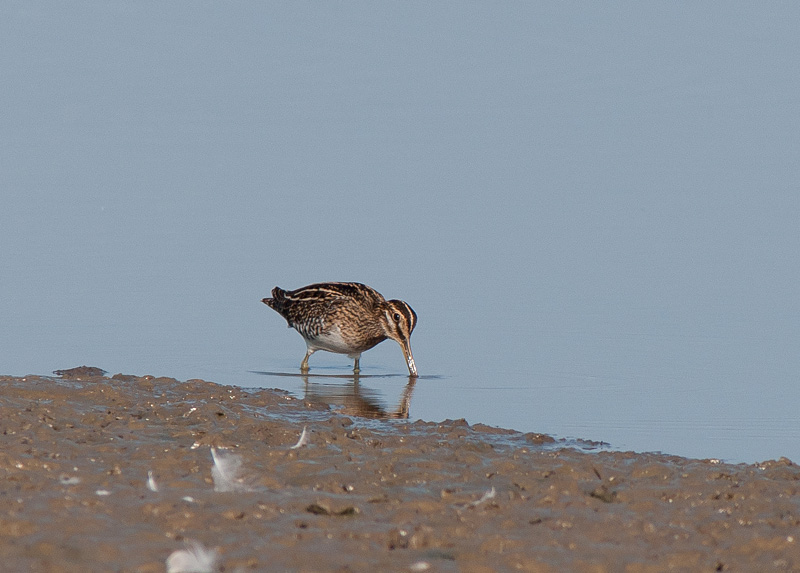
[1,370,799,572]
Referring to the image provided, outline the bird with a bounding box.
[262,282,418,377]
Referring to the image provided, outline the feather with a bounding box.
[166,540,218,573]
[290,426,309,449]
[469,486,496,507]
[147,470,159,492]
[210,448,256,492]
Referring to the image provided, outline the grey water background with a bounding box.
[3,2,799,464]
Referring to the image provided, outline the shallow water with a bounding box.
[3,2,800,463]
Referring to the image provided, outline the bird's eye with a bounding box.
[393,313,401,322]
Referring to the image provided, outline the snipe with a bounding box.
[262,282,418,377]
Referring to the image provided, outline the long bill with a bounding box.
[401,339,418,378]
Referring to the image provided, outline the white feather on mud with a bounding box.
[470,486,496,507]
[290,426,309,449]
[146,470,159,492]
[210,447,257,492]
[166,539,218,573]
[454,486,497,510]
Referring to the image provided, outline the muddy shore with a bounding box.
[1,369,799,572]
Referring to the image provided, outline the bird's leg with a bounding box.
[300,349,314,373]
[353,356,360,375]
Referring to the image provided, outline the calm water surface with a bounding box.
[3,3,799,463]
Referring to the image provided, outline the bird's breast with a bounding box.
[306,325,355,354]
[303,322,387,355]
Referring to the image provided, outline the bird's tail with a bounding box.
[261,286,286,310]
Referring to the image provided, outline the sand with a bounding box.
[1,367,799,572]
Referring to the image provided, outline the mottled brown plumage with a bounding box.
[262,282,418,376]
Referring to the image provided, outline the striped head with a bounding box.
[379,300,418,377]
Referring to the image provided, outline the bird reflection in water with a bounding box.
[301,375,417,419]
